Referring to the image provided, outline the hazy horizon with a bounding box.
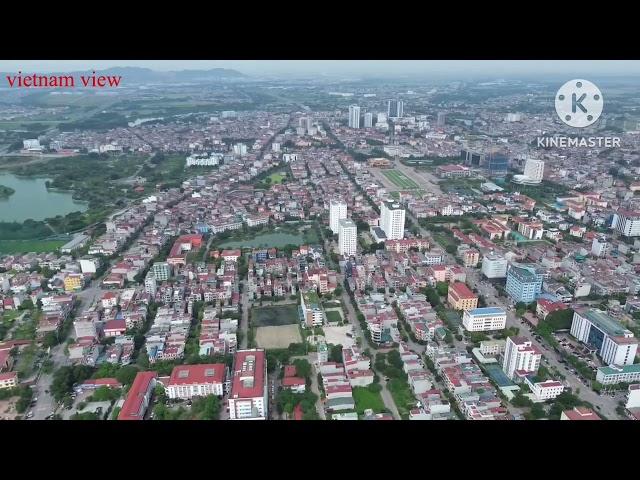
[1,60,640,79]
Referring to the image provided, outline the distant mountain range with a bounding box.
[1,66,246,84]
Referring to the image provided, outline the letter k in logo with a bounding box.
[572,93,587,114]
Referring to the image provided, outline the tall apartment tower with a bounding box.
[348,105,361,129]
[502,336,542,380]
[380,201,406,240]
[523,158,545,183]
[387,100,404,118]
[329,200,348,234]
[364,112,373,128]
[338,219,357,256]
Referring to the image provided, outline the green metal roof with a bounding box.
[583,309,629,337]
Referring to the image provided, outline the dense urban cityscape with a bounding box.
[1,61,640,422]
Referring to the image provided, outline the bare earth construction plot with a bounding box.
[381,169,420,190]
[255,325,302,349]
[252,304,302,349]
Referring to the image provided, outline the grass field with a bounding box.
[0,240,66,254]
[267,172,286,184]
[382,169,420,189]
[352,387,386,415]
[325,310,343,324]
[252,304,299,327]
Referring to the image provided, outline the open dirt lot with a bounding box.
[324,325,355,348]
[0,398,20,420]
[256,325,302,349]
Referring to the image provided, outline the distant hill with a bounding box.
[1,66,246,85]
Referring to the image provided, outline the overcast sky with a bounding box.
[1,60,640,78]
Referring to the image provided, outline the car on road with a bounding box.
[26,411,34,419]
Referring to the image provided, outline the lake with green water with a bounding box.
[0,173,88,222]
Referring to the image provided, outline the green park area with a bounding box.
[267,172,286,184]
[382,170,420,189]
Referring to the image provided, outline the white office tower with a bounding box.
[380,201,406,240]
[482,254,508,278]
[272,142,281,152]
[612,210,640,237]
[377,112,387,123]
[437,112,446,127]
[505,113,522,122]
[523,158,544,183]
[348,105,361,128]
[591,235,610,257]
[306,117,313,132]
[502,336,542,380]
[364,112,373,128]
[338,219,357,256]
[329,199,348,234]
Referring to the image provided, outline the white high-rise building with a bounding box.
[437,112,446,127]
[377,112,387,123]
[233,143,247,156]
[570,309,638,366]
[502,336,542,380]
[144,272,157,296]
[523,158,545,183]
[481,254,508,279]
[348,105,361,129]
[329,200,347,234]
[612,210,640,237]
[228,349,268,420]
[591,235,610,257]
[364,112,373,128]
[380,201,406,240]
[338,219,357,256]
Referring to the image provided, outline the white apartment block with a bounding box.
[523,158,544,183]
[338,219,357,256]
[481,254,507,279]
[502,336,542,380]
[348,105,361,129]
[329,199,348,234]
[380,201,405,240]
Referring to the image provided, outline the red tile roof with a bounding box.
[118,371,157,421]
[168,363,225,386]
[230,350,265,400]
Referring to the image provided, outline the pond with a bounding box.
[0,173,88,222]
[218,232,306,249]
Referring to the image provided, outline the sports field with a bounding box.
[0,240,66,254]
[382,169,420,189]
